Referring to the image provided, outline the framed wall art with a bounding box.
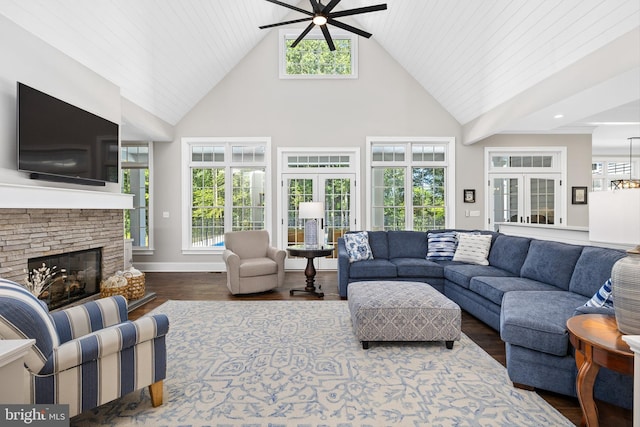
[572,186,588,204]
[464,189,476,203]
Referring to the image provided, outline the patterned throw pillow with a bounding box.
[426,231,458,260]
[343,232,374,263]
[584,278,614,308]
[452,233,492,265]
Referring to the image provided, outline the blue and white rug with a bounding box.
[72,300,572,426]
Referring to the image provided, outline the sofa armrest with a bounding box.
[43,314,169,375]
[337,237,351,298]
[50,296,129,343]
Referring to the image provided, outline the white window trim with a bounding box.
[276,147,360,249]
[484,146,567,229]
[181,137,272,254]
[278,29,358,80]
[365,137,456,230]
[122,141,154,255]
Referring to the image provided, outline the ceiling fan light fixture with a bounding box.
[313,15,328,26]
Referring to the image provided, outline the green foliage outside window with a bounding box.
[122,168,150,247]
[286,39,352,75]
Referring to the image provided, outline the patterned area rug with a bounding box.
[72,300,572,426]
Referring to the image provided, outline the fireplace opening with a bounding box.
[27,248,102,310]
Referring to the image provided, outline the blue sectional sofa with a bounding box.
[337,229,633,409]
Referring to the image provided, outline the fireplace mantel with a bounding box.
[0,183,133,209]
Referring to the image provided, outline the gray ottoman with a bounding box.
[348,281,461,349]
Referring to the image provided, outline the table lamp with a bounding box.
[299,202,324,247]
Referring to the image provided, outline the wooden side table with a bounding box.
[567,314,634,427]
[286,245,334,298]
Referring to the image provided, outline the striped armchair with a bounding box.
[0,278,169,417]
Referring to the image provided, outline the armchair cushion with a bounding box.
[50,295,128,343]
[239,258,278,277]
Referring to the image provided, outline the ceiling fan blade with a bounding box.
[259,17,312,30]
[309,0,321,14]
[327,18,372,38]
[322,0,342,14]
[264,0,313,16]
[330,4,387,19]
[321,24,336,51]
[291,22,316,48]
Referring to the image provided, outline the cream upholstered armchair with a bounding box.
[0,278,169,417]
[223,230,286,295]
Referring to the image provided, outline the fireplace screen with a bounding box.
[27,248,102,310]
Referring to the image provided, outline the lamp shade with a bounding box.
[299,202,324,219]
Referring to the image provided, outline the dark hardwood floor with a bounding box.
[130,271,631,427]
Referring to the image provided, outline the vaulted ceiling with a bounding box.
[1,0,638,145]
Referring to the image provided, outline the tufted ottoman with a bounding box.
[348,281,461,349]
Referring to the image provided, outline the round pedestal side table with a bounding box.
[286,245,334,298]
[566,314,634,427]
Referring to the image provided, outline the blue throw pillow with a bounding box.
[584,278,614,308]
[343,232,374,263]
[426,231,458,260]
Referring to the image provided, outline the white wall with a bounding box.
[143,28,462,268]
[0,14,121,192]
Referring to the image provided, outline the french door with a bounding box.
[490,174,562,229]
[282,173,356,269]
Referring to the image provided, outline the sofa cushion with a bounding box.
[520,240,583,290]
[568,246,625,297]
[343,231,374,263]
[469,276,560,306]
[367,231,390,260]
[488,235,531,275]
[426,231,458,260]
[444,264,515,289]
[387,231,427,259]
[500,290,588,356]
[349,259,397,279]
[452,233,492,265]
[390,258,444,277]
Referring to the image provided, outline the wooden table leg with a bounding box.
[575,344,600,427]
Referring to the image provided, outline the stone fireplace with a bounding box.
[0,208,125,309]
[27,248,102,310]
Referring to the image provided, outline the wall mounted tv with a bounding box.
[17,82,119,186]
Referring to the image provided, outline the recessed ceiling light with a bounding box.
[554,114,564,119]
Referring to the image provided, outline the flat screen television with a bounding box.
[17,82,119,186]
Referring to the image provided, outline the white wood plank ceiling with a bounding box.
[0,0,638,131]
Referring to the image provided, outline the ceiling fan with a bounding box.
[259,0,387,51]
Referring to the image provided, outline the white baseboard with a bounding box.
[133,262,226,272]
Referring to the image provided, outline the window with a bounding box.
[367,138,455,231]
[592,158,638,190]
[121,142,151,250]
[279,29,358,79]
[182,138,270,252]
[486,147,565,228]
